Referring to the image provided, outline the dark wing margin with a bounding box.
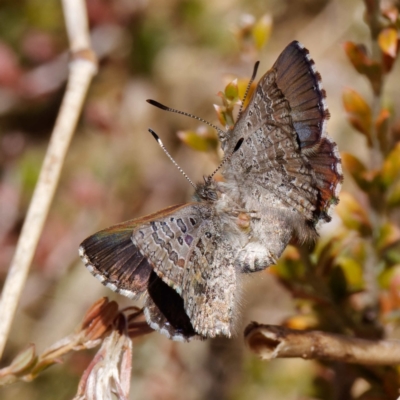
[306,136,342,223]
[79,221,152,298]
[273,40,342,222]
[273,40,330,149]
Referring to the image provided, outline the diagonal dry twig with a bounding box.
[0,0,98,358]
[245,322,400,365]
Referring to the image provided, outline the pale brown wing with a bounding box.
[227,122,319,221]
[222,41,342,224]
[182,221,238,338]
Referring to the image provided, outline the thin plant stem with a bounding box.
[0,0,97,359]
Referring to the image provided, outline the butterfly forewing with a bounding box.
[79,203,194,298]
[79,221,152,298]
[222,40,342,225]
[230,123,319,220]
[80,203,221,340]
[273,41,330,148]
[131,203,214,293]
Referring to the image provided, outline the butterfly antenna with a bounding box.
[236,61,260,121]
[148,128,197,190]
[147,99,226,137]
[208,138,244,181]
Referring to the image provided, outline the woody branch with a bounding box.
[245,323,400,365]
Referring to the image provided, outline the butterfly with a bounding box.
[79,41,343,341]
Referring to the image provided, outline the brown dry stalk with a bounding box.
[245,323,400,365]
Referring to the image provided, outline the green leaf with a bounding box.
[28,358,60,380]
[376,223,400,253]
[273,246,305,280]
[385,249,400,265]
[387,180,400,208]
[341,152,370,191]
[237,78,256,109]
[378,28,398,58]
[342,88,372,144]
[213,104,227,127]
[336,192,372,236]
[224,79,239,102]
[336,257,364,292]
[314,233,346,277]
[343,42,383,95]
[381,142,400,187]
[177,129,218,152]
[378,265,400,289]
[251,14,272,50]
[7,344,37,376]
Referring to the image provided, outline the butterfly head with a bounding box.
[195,177,219,202]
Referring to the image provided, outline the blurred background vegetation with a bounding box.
[1,0,400,399]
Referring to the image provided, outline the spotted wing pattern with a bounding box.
[131,203,213,293]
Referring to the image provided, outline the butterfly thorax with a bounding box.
[195,178,246,217]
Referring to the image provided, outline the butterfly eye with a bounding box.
[207,191,218,201]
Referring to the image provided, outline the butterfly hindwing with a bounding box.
[182,225,237,337]
[144,270,198,341]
